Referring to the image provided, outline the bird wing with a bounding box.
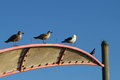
[64,37,72,42]
[7,34,18,41]
[39,34,48,39]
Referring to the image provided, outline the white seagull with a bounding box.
[62,34,77,45]
[34,31,52,43]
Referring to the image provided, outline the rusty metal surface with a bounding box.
[62,49,93,63]
[0,49,23,75]
[22,47,61,70]
[0,43,104,77]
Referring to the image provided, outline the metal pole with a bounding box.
[101,41,109,80]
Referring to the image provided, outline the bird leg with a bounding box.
[13,42,15,46]
[74,42,77,46]
[70,43,72,46]
[13,41,15,46]
[13,41,17,46]
[15,41,17,46]
[43,40,46,43]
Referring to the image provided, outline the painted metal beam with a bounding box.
[57,48,67,65]
[18,48,30,72]
[0,43,104,67]
[0,43,104,77]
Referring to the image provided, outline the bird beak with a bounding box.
[50,31,53,33]
[22,33,24,34]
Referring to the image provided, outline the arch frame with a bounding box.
[0,43,104,77]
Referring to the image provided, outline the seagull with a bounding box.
[5,31,24,46]
[90,48,95,55]
[62,34,77,45]
[34,31,52,43]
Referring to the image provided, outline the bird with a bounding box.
[5,31,24,46]
[34,31,52,43]
[62,34,77,45]
[90,48,95,55]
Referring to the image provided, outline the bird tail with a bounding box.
[34,37,38,39]
[5,40,9,43]
[61,41,66,43]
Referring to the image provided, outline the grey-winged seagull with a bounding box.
[34,31,52,43]
[5,31,24,46]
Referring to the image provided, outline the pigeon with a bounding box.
[62,34,77,45]
[34,31,52,43]
[90,48,95,55]
[5,31,24,46]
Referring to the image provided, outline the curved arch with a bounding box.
[0,43,104,77]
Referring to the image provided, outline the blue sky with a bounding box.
[0,0,120,80]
